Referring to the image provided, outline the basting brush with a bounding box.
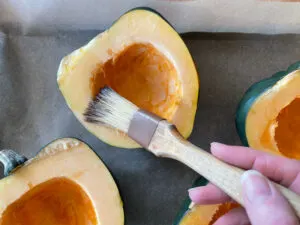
[84,87,300,216]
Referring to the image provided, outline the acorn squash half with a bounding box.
[236,62,300,159]
[57,8,199,148]
[0,138,124,225]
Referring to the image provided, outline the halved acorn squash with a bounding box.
[57,8,199,148]
[0,138,124,225]
[236,62,300,158]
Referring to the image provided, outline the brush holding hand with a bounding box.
[84,87,300,222]
[189,143,300,225]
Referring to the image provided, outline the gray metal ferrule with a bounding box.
[128,110,163,148]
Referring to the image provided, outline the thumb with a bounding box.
[241,170,299,225]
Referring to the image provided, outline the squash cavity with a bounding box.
[0,178,97,225]
[90,43,182,121]
[275,97,300,158]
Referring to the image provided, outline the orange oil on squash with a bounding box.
[0,177,97,225]
[90,43,182,121]
[275,97,300,159]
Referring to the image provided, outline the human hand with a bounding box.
[188,142,300,225]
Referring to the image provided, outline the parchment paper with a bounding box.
[1,0,300,35]
[1,31,300,224]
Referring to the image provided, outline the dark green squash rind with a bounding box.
[173,177,208,225]
[235,62,300,146]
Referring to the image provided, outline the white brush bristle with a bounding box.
[83,87,139,133]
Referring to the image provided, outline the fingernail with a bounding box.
[210,142,227,151]
[188,187,201,201]
[241,170,271,203]
[188,187,199,196]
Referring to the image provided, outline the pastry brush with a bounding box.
[84,87,300,216]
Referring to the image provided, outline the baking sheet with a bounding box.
[0,31,300,224]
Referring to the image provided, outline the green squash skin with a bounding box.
[235,62,300,146]
[173,177,208,225]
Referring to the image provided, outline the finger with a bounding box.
[213,207,250,225]
[242,170,299,225]
[211,142,300,192]
[188,183,231,204]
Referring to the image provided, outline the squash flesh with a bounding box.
[0,178,97,225]
[90,43,182,121]
[179,202,239,225]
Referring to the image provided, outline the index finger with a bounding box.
[211,142,300,192]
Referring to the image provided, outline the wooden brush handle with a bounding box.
[148,121,300,217]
